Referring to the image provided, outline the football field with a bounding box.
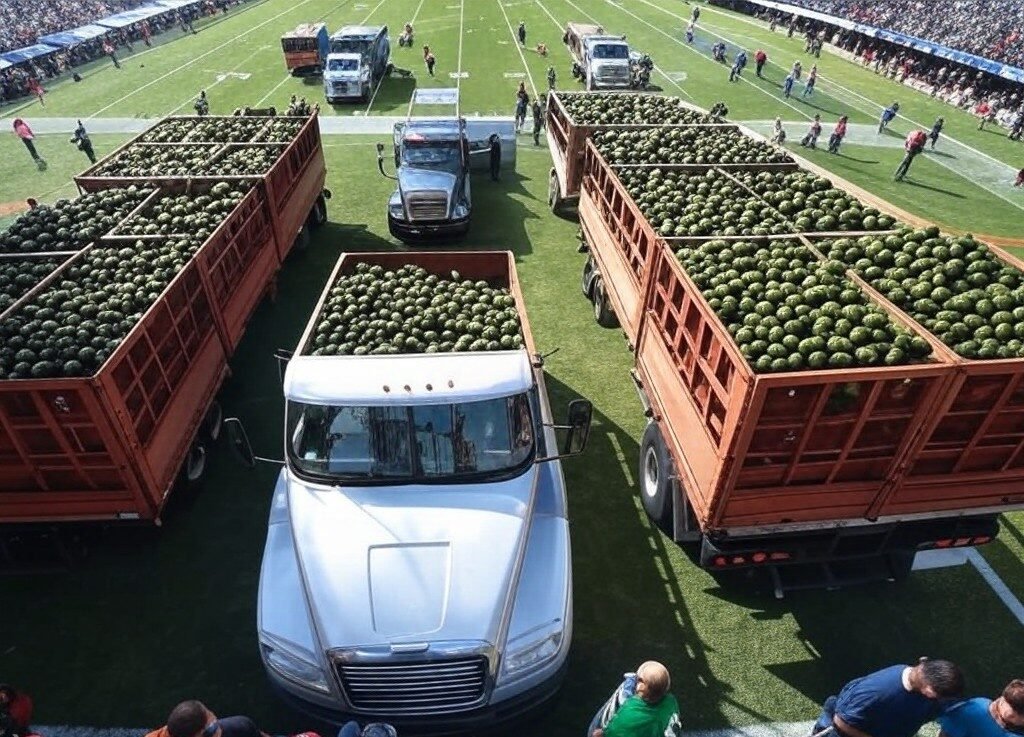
[1,2,1024,736]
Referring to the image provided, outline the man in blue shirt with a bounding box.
[812,658,964,737]
[939,679,1024,737]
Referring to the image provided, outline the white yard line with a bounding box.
[496,0,538,97]
[621,0,812,120]
[967,548,1024,626]
[255,74,294,108]
[536,0,693,100]
[86,0,326,119]
[456,0,466,90]
[410,0,427,23]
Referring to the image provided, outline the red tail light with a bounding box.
[769,551,792,561]
[972,535,993,545]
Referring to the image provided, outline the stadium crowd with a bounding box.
[0,0,148,53]
[783,0,1024,68]
[0,0,241,105]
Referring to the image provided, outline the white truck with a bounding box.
[565,22,632,90]
[324,25,390,102]
[225,251,592,730]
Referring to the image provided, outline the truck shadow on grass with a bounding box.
[503,374,736,736]
[703,542,1024,717]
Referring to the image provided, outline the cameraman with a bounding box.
[0,684,33,737]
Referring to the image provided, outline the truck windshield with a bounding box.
[327,58,359,71]
[330,39,370,56]
[593,44,628,59]
[402,141,461,171]
[287,393,535,484]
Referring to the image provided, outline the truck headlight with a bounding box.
[261,639,330,693]
[453,202,469,219]
[389,203,405,219]
[500,619,563,681]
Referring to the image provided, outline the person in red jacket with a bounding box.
[828,115,848,154]
[754,48,767,77]
[0,684,34,737]
[895,129,928,181]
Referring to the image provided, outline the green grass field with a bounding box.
[2,2,1024,735]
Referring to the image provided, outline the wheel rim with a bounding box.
[185,444,206,482]
[643,446,660,499]
[548,173,557,206]
[593,282,603,320]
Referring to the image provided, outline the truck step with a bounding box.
[767,554,907,599]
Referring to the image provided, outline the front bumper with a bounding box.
[266,657,568,734]
[388,213,470,242]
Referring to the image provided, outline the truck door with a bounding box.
[464,120,517,173]
[392,122,405,168]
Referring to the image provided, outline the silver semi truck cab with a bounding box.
[376,89,515,243]
[225,251,592,730]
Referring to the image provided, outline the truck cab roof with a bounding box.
[331,25,386,40]
[284,352,534,405]
[403,119,464,142]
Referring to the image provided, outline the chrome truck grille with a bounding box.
[406,191,449,221]
[337,656,488,714]
[598,66,630,83]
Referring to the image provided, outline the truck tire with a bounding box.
[640,421,673,531]
[581,253,596,298]
[592,276,618,328]
[548,168,563,214]
[202,401,223,443]
[182,441,207,485]
[293,224,311,253]
[308,194,328,227]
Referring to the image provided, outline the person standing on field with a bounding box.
[1016,168,1024,187]
[518,21,526,46]
[1009,109,1023,140]
[729,50,747,82]
[813,658,964,737]
[782,70,795,98]
[801,114,822,148]
[895,129,929,181]
[771,116,786,144]
[532,100,543,145]
[103,38,121,68]
[802,64,817,96]
[754,48,767,77]
[878,101,900,133]
[488,133,501,181]
[423,45,435,76]
[685,21,694,44]
[71,119,96,164]
[828,115,848,154]
[929,117,944,149]
[938,678,1024,737]
[547,65,556,90]
[12,118,45,169]
[514,82,529,132]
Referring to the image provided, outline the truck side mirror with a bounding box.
[224,418,256,469]
[375,142,385,155]
[376,142,396,180]
[561,399,593,456]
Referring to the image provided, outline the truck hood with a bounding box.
[288,470,535,649]
[397,166,458,195]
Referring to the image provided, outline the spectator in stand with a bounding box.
[1010,109,1024,139]
[12,118,45,169]
[140,20,151,45]
[26,76,44,106]
[0,684,33,737]
[896,129,930,180]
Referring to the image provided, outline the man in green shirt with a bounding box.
[589,661,682,737]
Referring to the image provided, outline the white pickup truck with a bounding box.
[225,251,592,730]
[565,22,632,90]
